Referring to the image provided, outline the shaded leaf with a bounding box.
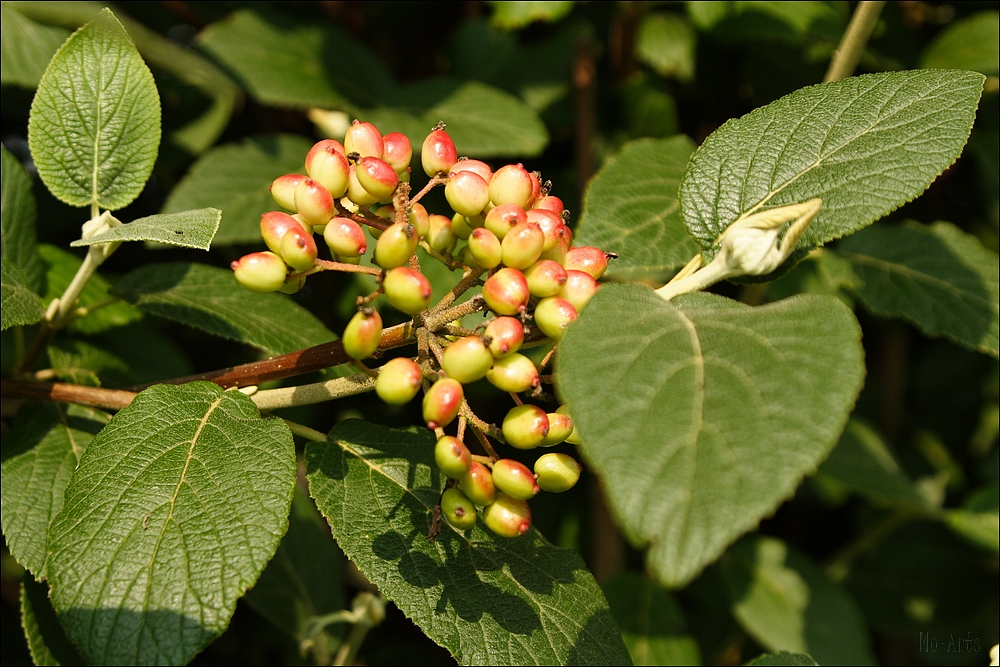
[306,419,631,666]
[1,260,45,330]
[47,336,131,387]
[488,1,575,29]
[113,262,334,356]
[635,13,696,81]
[576,136,700,279]
[745,651,819,666]
[22,576,84,666]
[71,208,221,251]
[557,285,864,586]
[922,11,999,76]
[47,382,296,665]
[945,483,999,553]
[686,2,845,45]
[2,144,44,290]
[604,573,701,665]
[27,8,160,210]
[0,5,71,88]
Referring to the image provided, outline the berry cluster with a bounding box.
[232,120,614,538]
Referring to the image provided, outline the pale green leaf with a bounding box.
[1,145,44,290]
[0,5,71,88]
[47,382,296,666]
[945,483,999,553]
[162,135,313,245]
[575,136,700,280]
[70,208,221,251]
[557,285,865,587]
[1,402,108,578]
[685,1,845,45]
[720,537,875,665]
[27,8,160,210]
[1,260,46,330]
[680,70,985,262]
[745,651,819,666]
[306,420,631,666]
[922,11,999,76]
[827,221,999,358]
[113,262,334,356]
[22,576,84,666]
[604,573,701,666]
[635,13,696,81]
[488,1,575,29]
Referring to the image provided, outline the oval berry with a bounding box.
[343,309,383,360]
[491,459,539,500]
[382,267,432,315]
[305,141,350,198]
[484,316,524,358]
[445,171,490,218]
[408,203,430,238]
[441,336,494,384]
[534,453,582,493]
[541,411,575,447]
[426,214,454,252]
[564,246,611,279]
[346,164,379,206]
[344,120,384,158]
[467,228,503,269]
[270,173,307,212]
[441,488,477,530]
[489,163,533,209]
[459,461,496,506]
[260,211,309,254]
[421,127,458,176]
[556,404,583,445]
[232,251,287,294]
[375,357,423,405]
[374,222,418,269]
[356,156,399,203]
[533,296,578,340]
[381,131,412,174]
[524,259,568,298]
[525,208,565,252]
[434,436,473,479]
[500,221,544,269]
[278,226,318,271]
[532,195,564,217]
[482,268,530,316]
[559,270,599,312]
[422,377,464,429]
[449,158,493,183]
[484,203,527,240]
[502,404,549,449]
[487,352,540,393]
[294,178,335,227]
[323,217,368,258]
[483,492,531,538]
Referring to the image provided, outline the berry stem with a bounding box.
[423,294,486,333]
[314,258,383,277]
[408,175,448,207]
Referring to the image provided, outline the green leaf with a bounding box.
[635,13,696,82]
[720,537,875,665]
[0,5,71,88]
[306,420,631,666]
[47,336,131,387]
[47,382,296,666]
[162,134,313,245]
[27,8,160,211]
[944,483,999,553]
[827,221,999,358]
[922,11,999,76]
[1,402,108,578]
[575,136,700,280]
[686,1,845,45]
[488,1,575,29]
[745,651,819,666]
[22,576,84,666]
[1,144,44,291]
[1,260,46,330]
[113,262,334,356]
[70,208,221,251]
[680,70,985,261]
[604,573,701,666]
[557,285,865,587]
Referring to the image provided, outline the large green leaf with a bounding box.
[680,70,984,260]
[922,11,999,76]
[1,402,108,578]
[162,134,313,245]
[557,285,865,587]
[720,537,875,665]
[113,262,334,356]
[27,8,160,211]
[2,141,44,291]
[306,420,631,666]
[635,13,696,82]
[604,573,701,665]
[1,260,45,330]
[70,209,222,251]
[0,5,71,88]
[575,136,700,280]
[824,221,999,358]
[46,382,296,665]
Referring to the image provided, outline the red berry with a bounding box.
[356,156,400,203]
[381,131,412,174]
[294,178,335,227]
[260,211,309,254]
[482,267,530,316]
[423,377,464,429]
[375,357,423,405]
[421,127,458,176]
[564,246,610,279]
[347,164,380,206]
[531,195,564,217]
[449,158,493,183]
[525,208,564,252]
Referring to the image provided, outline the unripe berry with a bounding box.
[343,308,383,360]
[489,163,533,208]
[381,131,412,174]
[260,211,309,254]
[232,251,287,294]
[344,120,384,158]
[524,259,568,298]
[484,203,528,240]
[279,273,307,294]
[441,336,493,384]
[483,493,531,537]
[559,270,599,312]
[538,225,572,264]
[375,357,423,405]
[306,138,346,166]
[500,222,544,269]
[491,459,540,500]
[556,404,583,445]
[408,203,430,238]
[526,170,542,207]
[440,488,477,530]
[374,222,418,269]
[423,377,464,429]
[564,246,611,279]
[541,411,575,447]
[305,141,350,198]
[426,214,455,252]
[294,178,335,227]
[459,461,496,506]
[445,171,490,218]
[482,267,530,316]
[279,226,318,271]
[467,228,503,269]
[526,208,565,252]
[449,158,493,183]
[484,316,524,358]
[532,195,564,217]
[346,164,379,206]
[502,404,549,449]
[434,436,472,479]
[421,127,458,176]
[534,453,582,493]
[271,173,307,211]
[356,156,399,203]
[323,217,368,258]
[487,352,540,393]
[382,267,432,315]
[450,213,475,241]
[533,296,578,340]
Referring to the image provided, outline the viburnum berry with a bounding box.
[533,453,582,493]
[538,225,572,264]
[381,131,412,175]
[531,195,564,217]
[346,164,380,206]
[344,120,384,158]
[260,211,309,254]
[423,377,464,429]
[482,267,530,316]
[449,159,493,183]
[489,163,533,209]
[305,141,350,198]
[484,316,524,358]
[343,308,383,360]
[407,203,431,238]
[556,404,583,445]
[421,126,458,176]
[323,217,368,258]
[491,459,539,500]
[526,169,542,208]
[375,357,423,405]
[278,225,318,271]
[500,222,544,270]
[441,336,493,384]
[434,435,473,479]
[541,411,575,447]
[533,296,578,340]
[440,488,477,530]
[525,208,565,252]
[383,267,432,315]
[449,213,475,241]
[374,222,418,269]
[564,246,611,279]
[425,213,454,252]
[487,352,540,393]
[294,178,335,227]
[467,228,503,269]
[502,404,549,449]
[279,273,307,295]
[559,270,600,312]
[484,203,527,240]
[356,156,400,203]
[524,259,568,298]
[445,170,490,218]
[271,173,307,212]
[483,492,532,537]
[232,251,287,294]
[459,461,496,506]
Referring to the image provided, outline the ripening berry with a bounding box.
[482,268,530,316]
[423,377,464,429]
[279,273,307,294]
[526,170,542,207]
[375,357,423,405]
[487,352,540,393]
[271,173,307,212]
[306,138,346,165]
[441,336,493,384]
[467,228,503,269]
[305,141,350,198]
[484,316,524,358]
[278,226,318,271]
[524,259,568,298]
[559,270,599,312]
[450,213,475,241]
[564,246,611,279]
[489,163,533,209]
[534,453,582,493]
[421,127,458,176]
[459,461,496,506]
[533,297,578,340]
[346,164,379,206]
[532,195,564,217]
[491,459,540,500]
[356,156,400,203]
[294,178,335,227]
[426,214,454,252]
[374,222,418,269]
[541,411,575,447]
[502,404,549,449]
[232,251,287,294]
[324,217,368,258]
[556,404,583,445]
[449,159,493,183]
[483,493,532,537]
[408,203,430,238]
[382,267,432,315]
[344,120,384,158]
[382,131,412,174]
[445,171,490,218]
[441,488,477,530]
[526,208,565,252]
[260,211,309,255]
[434,435,473,479]
[484,203,527,240]
[538,225,572,264]
[343,308,383,360]
[500,222,544,269]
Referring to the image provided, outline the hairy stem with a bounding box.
[824,1,885,83]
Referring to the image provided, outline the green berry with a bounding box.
[489,163,533,208]
[383,267,432,315]
[434,436,472,479]
[232,251,287,294]
[556,404,583,445]
[524,259,568,298]
[483,492,531,537]
[343,308,383,360]
[426,213,455,252]
[502,404,549,449]
[347,164,379,206]
[459,461,496,506]
[500,222,544,270]
[559,270,599,312]
[445,171,490,218]
[450,213,475,241]
[484,203,527,240]
[441,336,493,384]
[408,203,430,238]
[533,297,578,340]
[467,228,503,269]
[422,377,464,429]
[374,222,418,269]
[487,352,540,393]
[533,453,582,493]
[375,357,423,405]
[305,140,350,198]
[491,459,539,500]
[270,173,306,212]
[484,317,524,358]
[541,411,574,447]
[278,226,318,271]
[441,488,477,530]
